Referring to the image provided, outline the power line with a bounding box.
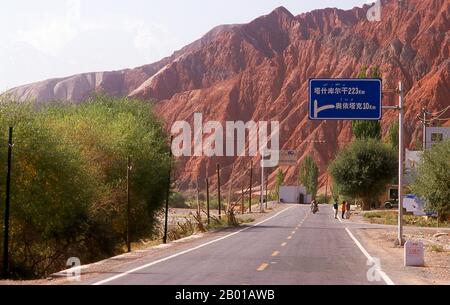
[429,105,450,117]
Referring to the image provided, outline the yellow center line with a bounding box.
[257,263,269,272]
[272,251,280,257]
[281,242,287,247]
[291,231,296,234]
[287,236,292,240]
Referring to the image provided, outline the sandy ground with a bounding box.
[353,227,449,285]
[347,208,449,285]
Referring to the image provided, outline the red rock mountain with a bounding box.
[5,0,450,192]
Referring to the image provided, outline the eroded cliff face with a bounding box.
[5,0,450,190]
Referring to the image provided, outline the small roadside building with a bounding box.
[279,185,312,204]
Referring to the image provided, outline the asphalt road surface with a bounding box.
[81,204,390,285]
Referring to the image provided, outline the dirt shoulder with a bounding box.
[352,226,449,285]
[0,202,288,285]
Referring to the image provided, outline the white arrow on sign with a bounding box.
[314,100,335,119]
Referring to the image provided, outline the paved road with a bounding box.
[81,204,388,285]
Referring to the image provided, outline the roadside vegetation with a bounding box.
[329,139,397,210]
[298,155,318,199]
[363,211,450,228]
[0,95,171,278]
[411,139,450,222]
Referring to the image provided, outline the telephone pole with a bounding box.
[126,156,132,252]
[382,81,405,246]
[398,81,405,246]
[265,172,268,210]
[217,164,221,219]
[422,107,427,150]
[260,155,265,213]
[249,162,253,213]
[206,178,210,225]
[163,136,173,244]
[2,127,13,278]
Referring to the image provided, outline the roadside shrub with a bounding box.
[411,140,450,221]
[329,139,397,210]
[0,96,171,278]
[169,192,188,208]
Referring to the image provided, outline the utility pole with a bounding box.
[227,165,234,211]
[206,178,210,225]
[260,158,265,213]
[126,156,132,252]
[265,172,268,210]
[196,177,200,214]
[324,176,329,204]
[241,181,245,214]
[422,107,427,151]
[398,81,405,246]
[163,136,173,244]
[382,81,405,246]
[249,162,253,213]
[216,164,221,219]
[2,127,13,278]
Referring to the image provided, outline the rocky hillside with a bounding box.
[5,0,450,191]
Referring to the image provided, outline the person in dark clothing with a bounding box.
[333,200,339,219]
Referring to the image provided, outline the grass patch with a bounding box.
[363,211,397,224]
[363,211,450,227]
[431,245,445,253]
[239,216,256,224]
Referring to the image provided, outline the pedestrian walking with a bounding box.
[333,200,339,219]
[341,201,347,219]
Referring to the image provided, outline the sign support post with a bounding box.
[398,81,405,246]
[382,81,404,246]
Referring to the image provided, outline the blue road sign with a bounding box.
[308,79,382,120]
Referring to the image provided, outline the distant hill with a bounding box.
[5,0,450,190]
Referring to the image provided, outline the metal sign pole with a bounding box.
[382,81,404,246]
[398,81,404,245]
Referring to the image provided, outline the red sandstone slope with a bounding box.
[5,0,450,191]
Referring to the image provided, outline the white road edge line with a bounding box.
[92,205,295,285]
[344,228,395,286]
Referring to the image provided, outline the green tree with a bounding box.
[0,101,96,277]
[387,120,399,151]
[352,120,382,140]
[274,169,285,201]
[298,156,319,199]
[0,95,172,278]
[329,140,397,210]
[352,66,382,140]
[411,140,450,221]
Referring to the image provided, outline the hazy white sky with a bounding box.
[0,0,368,91]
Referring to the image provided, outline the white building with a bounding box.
[425,127,450,149]
[279,185,311,204]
